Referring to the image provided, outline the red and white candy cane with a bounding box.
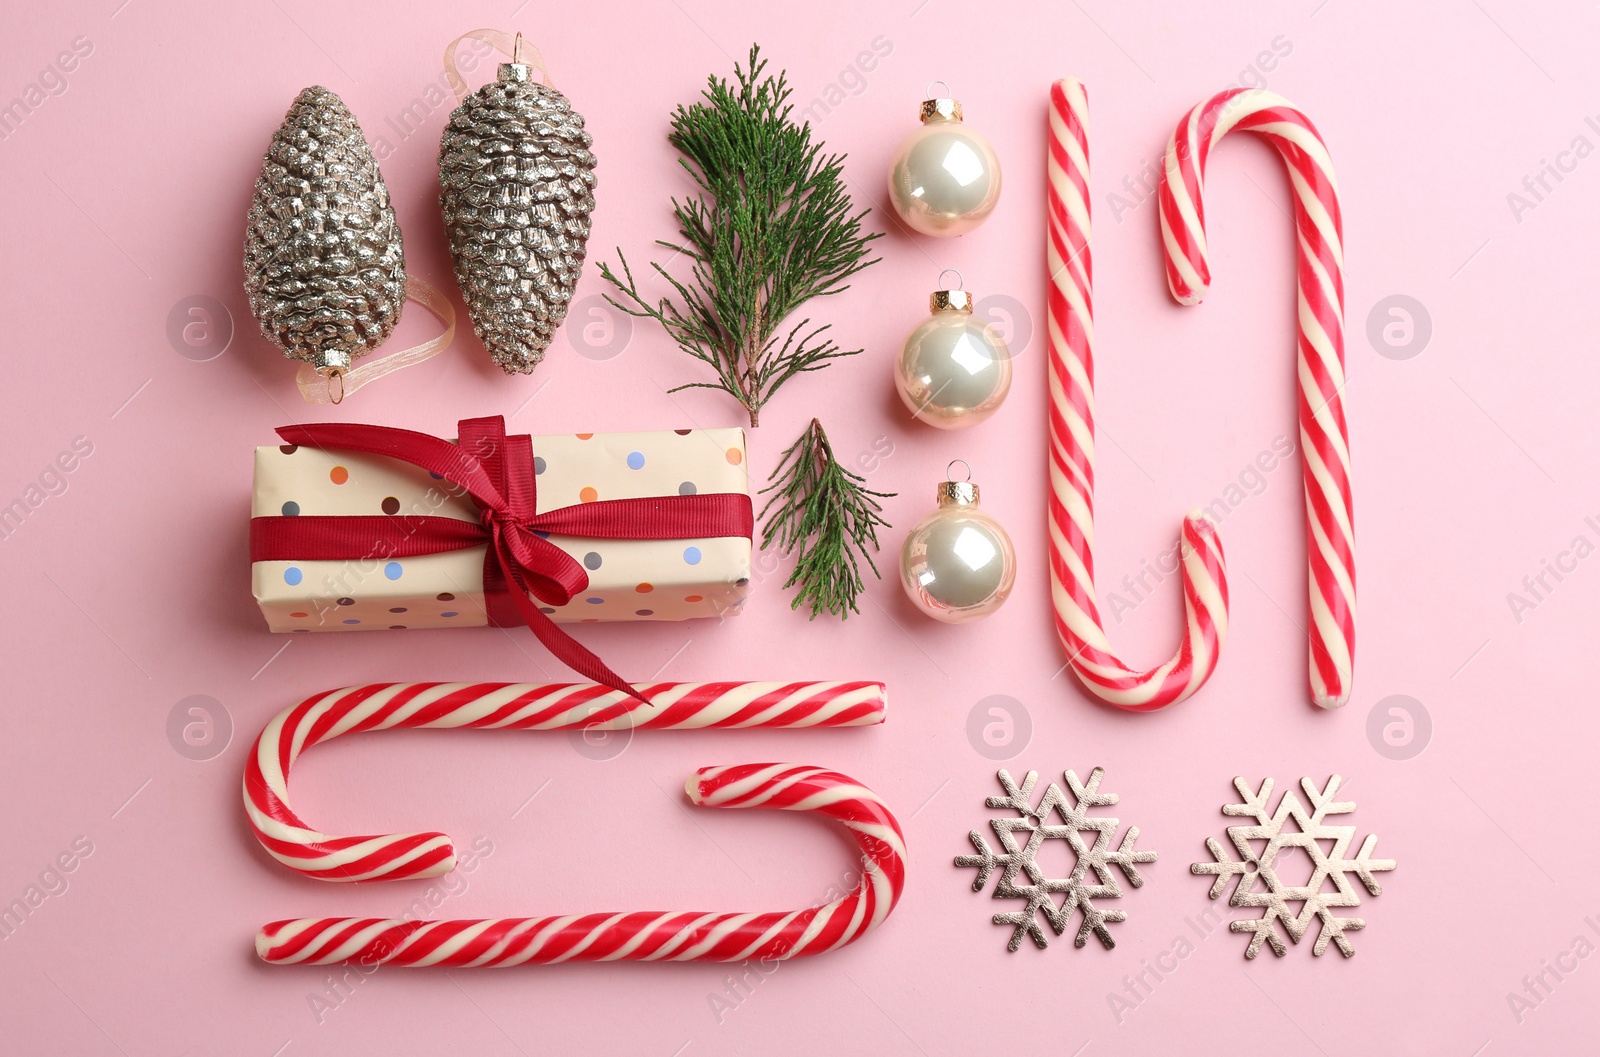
[256,763,905,966]
[1048,77,1229,712]
[246,680,886,882]
[1159,89,1354,709]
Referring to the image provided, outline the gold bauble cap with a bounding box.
[919,97,962,123]
[930,289,974,313]
[936,480,979,507]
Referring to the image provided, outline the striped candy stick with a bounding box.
[1158,89,1354,709]
[1048,77,1231,712]
[256,763,906,965]
[245,680,886,882]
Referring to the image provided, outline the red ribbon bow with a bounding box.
[249,416,753,701]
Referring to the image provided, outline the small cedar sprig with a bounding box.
[759,419,894,619]
[599,44,881,427]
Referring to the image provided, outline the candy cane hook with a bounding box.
[245,680,887,882]
[256,763,905,966]
[1158,89,1354,709]
[1048,78,1230,712]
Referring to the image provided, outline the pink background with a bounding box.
[2,0,1595,1052]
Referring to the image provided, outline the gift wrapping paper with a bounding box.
[251,427,751,631]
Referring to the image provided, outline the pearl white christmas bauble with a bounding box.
[894,287,1011,428]
[886,95,1002,237]
[899,473,1015,623]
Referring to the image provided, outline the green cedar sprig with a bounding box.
[599,44,882,427]
[759,419,894,619]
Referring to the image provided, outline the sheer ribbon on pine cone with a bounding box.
[295,276,457,405]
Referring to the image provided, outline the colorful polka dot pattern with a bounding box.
[256,427,752,632]
[263,578,753,630]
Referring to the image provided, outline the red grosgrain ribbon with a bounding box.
[249,416,753,701]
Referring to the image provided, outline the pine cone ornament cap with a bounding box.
[439,62,598,374]
[244,86,406,375]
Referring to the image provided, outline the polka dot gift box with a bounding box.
[250,422,751,635]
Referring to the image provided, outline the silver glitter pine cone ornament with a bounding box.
[438,61,597,374]
[243,86,406,380]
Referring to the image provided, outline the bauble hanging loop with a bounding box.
[244,86,406,383]
[886,82,1002,237]
[899,461,1016,623]
[439,39,598,375]
[894,269,1012,428]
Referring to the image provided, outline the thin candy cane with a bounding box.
[1048,77,1230,712]
[1158,89,1354,709]
[255,764,906,966]
[244,680,887,882]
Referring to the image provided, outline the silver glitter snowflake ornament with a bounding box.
[438,59,598,374]
[1193,775,1396,959]
[956,768,1156,951]
[244,86,406,380]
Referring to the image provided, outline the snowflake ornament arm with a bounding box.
[1102,827,1157,890]
[1343,832,1397,897]
[957,829,1008,893]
